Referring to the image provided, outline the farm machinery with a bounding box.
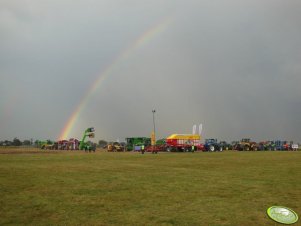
[277,140,299,151]
[40,127,96,151]
[79,127,96,151]
[165,134,203,152]
[126,137,151,151]
[257,140,295,151]
[235,138,258,151]
[145,139,169,153]
[37,140,55,150]
[204,139,223,152]
[37,127,95,151]
[219,141,232,150]
[53,139,81,150]
[258,141,276,151]
[107,142,124,152]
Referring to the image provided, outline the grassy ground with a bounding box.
[0,149,300,226]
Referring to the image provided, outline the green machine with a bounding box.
[37,140,54,149]
[126,137,151,151]
[79,127,96,151]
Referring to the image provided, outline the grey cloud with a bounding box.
[1,0,301,142]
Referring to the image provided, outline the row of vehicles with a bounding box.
[106,136,299,153]
[38,128,96,152]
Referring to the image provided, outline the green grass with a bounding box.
[0,150,301,226]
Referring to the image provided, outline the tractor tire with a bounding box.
[244,145,250,151]
[209,145,215,152]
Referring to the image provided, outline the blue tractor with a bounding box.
[204,139,223,152]
[274,140,289,151]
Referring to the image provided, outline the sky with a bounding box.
[1,0,301,142]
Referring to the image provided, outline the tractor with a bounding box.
[107,142,124,152]
[204,139,223,152]
[235,138,258,151]
[126,137,151,151]
[231,141,239,150]
[219,141,232,150]
[79,127,96,152]
[258,141,279,151]
[38,140,54,150]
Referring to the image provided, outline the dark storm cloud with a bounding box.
[1,0,301,142]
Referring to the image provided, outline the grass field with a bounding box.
[0,149,300,226]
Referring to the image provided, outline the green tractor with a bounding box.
[79,127,96,152]
[219,141,232,150]
[37,140,54,150]
[126,137,151,151]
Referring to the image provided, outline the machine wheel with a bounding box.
[244,145,250,151]
[209,145,215,152]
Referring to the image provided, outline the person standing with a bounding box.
[141,145,145,154]
[191,145,195,152]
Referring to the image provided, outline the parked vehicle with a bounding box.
[219,141,232,150]
[204,139,223,152]
[235,138,258,151]
[79,127,96,152]
[107,142,124,152]
[166,134,202,152]
[126,137,151,151]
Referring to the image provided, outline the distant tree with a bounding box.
[98,140,108,148]
[12,137,22,146]
[23,140,31,146]
[3,140,12,146]
[46,140,53,144]
[34,140,39,147]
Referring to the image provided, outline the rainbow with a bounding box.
[58,17,173,140]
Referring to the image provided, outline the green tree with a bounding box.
[12,138,22,146]
[23,140,31,146]
[98,140,108,148]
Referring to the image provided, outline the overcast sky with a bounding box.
[1,0,301,142]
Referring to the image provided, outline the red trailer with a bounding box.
[145,144,166,153]
[58,140,69,150]
[67,138,80,150]
[166,134,203,152]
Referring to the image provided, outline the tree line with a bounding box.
[0,138,109,148]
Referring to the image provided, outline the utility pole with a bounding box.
[152,109,156,138]
[152,110,156,153]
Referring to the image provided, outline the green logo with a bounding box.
[267,206,298,224]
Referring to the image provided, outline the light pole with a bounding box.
[152,110,156,151]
